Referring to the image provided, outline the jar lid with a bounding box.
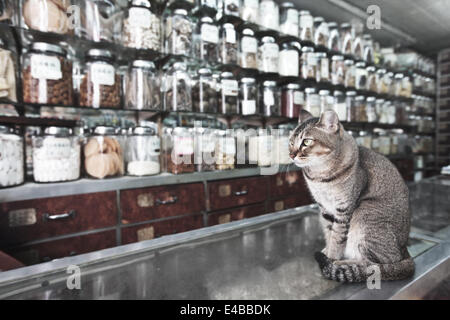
[280,2,295,9]
[241,77,256,84]
[332,54,344,61]
[395,73,404,79]
[305,87,316,94]
[346,90,357,96]
[302,46,314,53]
[319,90,330,96]
[340,22,351,29]
[131,0,151,8]
[0,125,13,134]
[172,61,187,70]
[299,10,311,16]
[94,126,116,135]
[283,83,301,90]
[366,66,376,72]
[363,34,372,40]
[344,59,354,65]
[200,16,214,24]
[132,60,155,69]
[261,36,276,43]
[198,68,212,75]
[31,42,66,55]
[174,8,188,15]
[263,80,277,87]
[359,130,370,136]
[327,22,338,29]
[356,95,365,100]
[223,23,234,29]
[367,96,376,102]
[242,28,255,36]
[355,61,366,68]
[133,126,156,135]
[377,68,387,74]
[333,90,344,96]
[316,52,327,58]
[314,17,325,24]
[44,127,71,137]
[221,71,234,78]
[87,49,113,59]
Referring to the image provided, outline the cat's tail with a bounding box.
[314,252,415,283]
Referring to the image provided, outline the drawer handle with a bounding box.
[43,210,76,222]
[234,190,248,196]
[155,196,178,206]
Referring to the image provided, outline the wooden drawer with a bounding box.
[207,204,266,226]
[0,251,24,271]
[268,195,312,213]
[0,192,117,247]
[6,230,116,266]
[269,170,309,198]
[120,183,205,224]
[208,177,268,211]
[121,214,204,245]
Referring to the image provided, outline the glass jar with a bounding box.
[0,36,17,103]
[299,10,314,45]
[355,62,368,92]
[389,131,399,155]
[395,100,407,125]
[162,60,192,112]
[355,95,367,122]
[222,0,239,17]
[122,0,161,51]
[194,127,216,172]
[258,35,279,74]
[333,90,347,122]
[258,0,279,31]
[394,73,404,97]
[0,0,13,23]
[126,126,160,176]
[314,17,329,50]
[340,23,353,56]
[363,34,374,64]
[279,2,298,37]
[79,49,120,109]
[386,100,397,124]
[319,89,333,113]
[260,80,281,117]
[327,22,341,53]
[378,130,391,156]
[77,0,121,42]
[401,75,412,98]
[281,83,303,119]
[240,77,258,115]
[165,127,195,174]
[33,127,80,183]
[20,0,73,34]
[124,59,161,111]
[192,67,217,113]
[240,0,258,24]
[301,46,316,81]
[22,42,73,106]
[346,90,357,122]
[279,40,301,77]
[164,8,193,56]
[219,23,238,65]
[344,59,356,89]
[376,68,388,94]
[371,132,380,153]
[215,129,236,170]
[366,66,377,93]
[0,125,24,188]
[194,16,219,62]
[366,96,377,123]
[219,71,239,114]
[316,52,330,84]
[304,87,320,117]
[356,131,372,149]
[239,27,258,69]
[249,129,272,167]
[352,33,363,61]
[273,127,291,165]
[330,54,345,86]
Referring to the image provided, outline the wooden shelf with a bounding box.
[0,116,79,128]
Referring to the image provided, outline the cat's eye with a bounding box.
[303,139,313,147]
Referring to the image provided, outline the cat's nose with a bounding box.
[289,152,297,160]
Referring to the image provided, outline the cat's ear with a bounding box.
[317,110,340,133]
[298,110,313,124]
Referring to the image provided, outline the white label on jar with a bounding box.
[202,136,215,153]
[43,137,71,159]
[264,91,275,106]
[279,50,299,76]
[320,58,329,79]
[307,52,317,66]
[261,43,279,59]
[91,63,115,86]
[30,55,62,80]
[201,24,219,44]
[129,7,151,28]
[225,28,236,44]
[294,91,304,105]
[148,137,160,156]
[242,100,256,115]
[221,79,238,96]
[300,15,313,28]
[225,137,236,155]
[259,1,278,29]
[241,36,257,53]
[174,136,194,155]
[335,103,347,121]
[244,0,258,8]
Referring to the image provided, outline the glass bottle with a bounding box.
[194,15,219,62]
[165,127,195,174]
[299,10,314,45]
[279,40,301,77]
[162,60,192,112]
[340,23,353,56]
[240,76,258,115]
[192,67,217,113]
[219,71,239,114]
[219,22,238,65]
[304,87,320,117]
[20,0,74,34]
[126,126,160,176]
[330,54,345,87]
[346,90,357,122]
[258,35,279,74]
[239,27,258,70]
[333,90,347,122]
[164,8,193,56]
[327,22,341,54]
[314,17,329,51]
[316,52,330,84]
[301,46,316,82]
[281,83,303,118]
[344,59,356,89]
[0,34,17,103]
[260,80,281,116]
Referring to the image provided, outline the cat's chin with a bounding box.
[293,159,308,168]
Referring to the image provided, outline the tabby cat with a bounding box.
[289,110,414,282]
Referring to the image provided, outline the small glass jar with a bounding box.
[281,83,303,118]
[192,67,217,113]
[363,34,374,64]
[219,23,238,65]
[240,76,258,115]
[194,127,216,172]
[386,100,397,125]
[344,59,356,89]
[239,27,258,69]
[327,22,341,53]
[20,0,73,34]
[22,42,73,106]
[378,130,391,156]
[219,71,239,114]
[33,127,80,183]
[273,126,291,165]
[333,90,347,122]
[355,131,372,149]
[122,0,161,51]
[279,40,301,77]
[240,0,258,24]
[126,126,160,176]
[279,2,298,37]
[355,95,367,122]
[316,52,330,84]
[340,23,353,56]
[395,100,407,125]
[260,80,281,117]
[215,129,236,170]
[165,127,195,174]
[0,125,24,188]
[355,61,368,92]
[376,68,388,94]
[258,0,279,31]
[346,90,357,122]
[194,15,219,62]
[299,10,314,45]
[394,73,404,97]
[124,59,161,111]
[222,0,240,17]
[352,34,363,61]
[371,132,380,153]
[366,96,377,123]
[304,87,320,117]
[164,8,193,56]
[314,17,329,50]
[0,35,17,103]
[250,128,273,167]
[78,49,120,109]
[366,66,377,93]
[301,46,317,81]
[162,60,192,112]
[319,89,333,113]
[258,35,279,74]
[330,54,345,87]
[401,75,412,98]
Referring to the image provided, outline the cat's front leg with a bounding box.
[326,219,350,261]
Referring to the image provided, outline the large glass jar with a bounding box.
[299,10,314,45]
[215,129,236,170]
[165,127,195,174]
[194,127,216,172]
[164,8,193,56]
[273,126,291,165]
[279,40,301,77]
[355,95,367,122]
[194,16,219,62]
[240,77,258,115]
[258,35,279,74]
[366,66,377,93]
[279,2,298,37]
[219,71,239,114]
[20,0,72,34]
[122,0,161,51]
[319,89,333,113]
[355,62,368,92]
[0,125,24,188]
[340,23,353,56]
[124,59,161,111]
[239,27,258,69]
[314,17,329,51]
[219,23,238,65]
[344,59,356,89]
[79,49,120,109]
[260,80,281,116]
[22,42,73,106]
[366,96,377,123]
[316,52,330,84]
[301,46,316,82]
[33,127,80,183]
[333,90,347,122]
[330,54,345,87]
[346,90,357,122]
[192,67,217,113]
[77,0,122,42]
[327,22,341,53]
[162,60,192,112]
[0,36,17,103]
[304,87,320,117]
[281,83,303,119]
[258,0,279,31]
[126,126,160,176]
[240,0,258,24]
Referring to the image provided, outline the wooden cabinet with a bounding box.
[268,195,312,213]
[207,204,266,227]
[121,214,204,245]
[0,251,24,271]
[0,192,117,247]
[120,183,205,224]
[208,177,268,211]
[269,171,309,198]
